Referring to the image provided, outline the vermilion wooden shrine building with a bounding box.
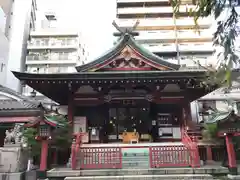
[12,32,238,174]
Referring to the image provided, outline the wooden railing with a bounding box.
[71,133,83,170]
[78,147,122,169]
[149,145,192,167]
[71,130,201,169]
[71,133,122,170]
[181,126,200,167]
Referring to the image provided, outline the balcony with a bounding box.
[136,31,176,40]
[117,0,169,2]
[117,5,196,14]
[116,17,211,29]
[27,38,79,50]
[117,0,193,3]
[178,43,214,52]
[136,29,212,42]
[177,30,212,39]
[142,43,177,52]
[142,42,213,53]
[26,54,78,65]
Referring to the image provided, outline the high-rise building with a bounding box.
[115,0,214,68]
[0,0,13,85]
[4,0,37,92]
[23,13,88,96]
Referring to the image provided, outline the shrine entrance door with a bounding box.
[108,107,150,142]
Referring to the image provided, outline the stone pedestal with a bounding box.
[228,174,240,180]
[0,172,24,180]
[0,146,28,173]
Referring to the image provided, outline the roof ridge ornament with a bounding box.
[112,20,140,37]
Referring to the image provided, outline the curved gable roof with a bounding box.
[76,33,180,72]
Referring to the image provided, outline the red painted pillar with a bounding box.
[206,146,213,164]
[40,140,49,171]
[71,138,76,170]
[53,150,57,165]
[225,135,237,175]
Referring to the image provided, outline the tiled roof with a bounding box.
[75,33,180,72]
[0,85,40,110]
[206,111,232,124]
[0,99,38,110]
[199,82,240,101]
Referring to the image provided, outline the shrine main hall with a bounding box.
[13,31,232,172]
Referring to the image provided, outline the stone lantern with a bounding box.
[24,113,63,172]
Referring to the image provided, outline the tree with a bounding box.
[170,0,240,88]
[22,113,72,165]
[171,0,239,66]
[23,127,41,161]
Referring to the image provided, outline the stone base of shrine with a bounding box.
[47,166,229,178]
[228,174,240,180]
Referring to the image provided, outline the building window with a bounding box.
[148,31,157,34]
[236,102,240,113]
[148,44,157,47]
[58,52,69,60]
[162,44,171,47]
[0,63,5,72]
[34,39,40,46]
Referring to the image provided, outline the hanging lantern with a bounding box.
[39,124,50,137]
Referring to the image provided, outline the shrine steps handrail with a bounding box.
[71,133,84,170]
[181,126,200,168]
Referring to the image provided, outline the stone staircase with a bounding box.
[186,124,203,141]
[47,166,229,179]
[122,147,149,169]
[66,143,225,179]
[64,174,216,180]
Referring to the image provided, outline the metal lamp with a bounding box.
[39,125,50,137]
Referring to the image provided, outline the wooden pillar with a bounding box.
[68,89,74,123]
[40,140,49,171]
[225,135,237,175]
[53,150,57,165]
[206,146,213,164]
[182,102,191,127]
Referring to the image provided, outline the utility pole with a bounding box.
[173,12,180,65]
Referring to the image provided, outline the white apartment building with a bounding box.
[26,30,86,72]
[23,16,88,96]
[0,0,12,85]
[115,0,215,68]
[4,0,37,92]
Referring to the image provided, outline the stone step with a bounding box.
[122,164,149,169]
[122,153,149,156]
[122,156,149,160]
[47,167,229,178]
[122,152,149,169]
[122,160,149,164]
[65,174,215,180]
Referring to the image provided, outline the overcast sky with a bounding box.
[36,0,117,61]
